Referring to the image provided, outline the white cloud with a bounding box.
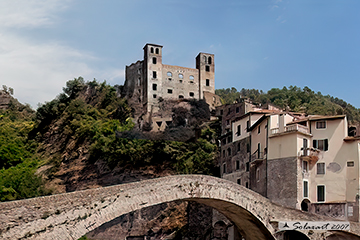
[0,0,123,108]
[0,0,71,29]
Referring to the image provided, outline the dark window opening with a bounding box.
[205,65,210,72]
[317,163,325,175]
[156,121,162,127]
[152,84,157,91]
[150,47,154,53]
[206,79,210,86]
[246,162,249,172]
[236,160,240,170]
[227,147,231,156]
[220,110,223,115]
[189,92,194,97]
[152,57,157,64]
[301,199,309,211]
[237,125,241,136]
[313,139,328,151]
[223,163,226,173]
[303,181,308,198]
[179,95,184,99]
[347,161,355,167]
[258,126,261,134]
[168,89,173,94]
[227,136,232,143]
[153,94,157,98]
[153,71,157,78]
[245,182,249,188]
[246,120,250,131]
[237,178,241,185]
[237,142,240,152]
[316,120,326,129]
[236,107,239,113]
[317,185,325,202]
[208,56,212,64]
[246,143,250,153]
[155,48,159,54]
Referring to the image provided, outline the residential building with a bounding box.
[217,101,360,222]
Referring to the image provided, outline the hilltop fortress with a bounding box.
[122,43,221,131]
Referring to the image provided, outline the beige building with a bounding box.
[217,100,360,222]
[122,44,221,130]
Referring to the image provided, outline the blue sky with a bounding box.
[1,0,359,108]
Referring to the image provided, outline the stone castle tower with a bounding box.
[123,43,221,130]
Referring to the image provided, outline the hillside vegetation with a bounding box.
[0,78,218,201]
[216,86,360,123]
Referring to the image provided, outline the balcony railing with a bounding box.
[270,124,310,136]
[300,147,320,162]
[251,150,265,161]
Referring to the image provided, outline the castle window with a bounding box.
[189,75,194,80]
[223,163,226,174]
[167,72,172,77]
[237,178,241,185]
[179,95,184,99]
[150,47,154,53]
[208,56,212,64]
[153,71,157,79]
[152,84,157,91]
[155,48,159,54]
[152,57,157,64]
[206,79,210,86]
[189,92,194,97]
[153,94,157,98]
[236,160,240,170]
[168,89,173,94]
[179,80,183,83]
[348,161,355,167]
[178,73,183,79]
[206,65,210,72]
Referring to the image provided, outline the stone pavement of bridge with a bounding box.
[0,175,360,240]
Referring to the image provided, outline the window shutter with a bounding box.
[324,139,329,151]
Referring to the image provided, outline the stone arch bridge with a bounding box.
[0,175,360,240]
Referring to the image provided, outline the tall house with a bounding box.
[123,44,219,116]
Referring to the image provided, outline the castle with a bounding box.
[122,43,221,131]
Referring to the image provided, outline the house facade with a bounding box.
[217,101,360,222]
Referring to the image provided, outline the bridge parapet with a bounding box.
[0,175,359,240]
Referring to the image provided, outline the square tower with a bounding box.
[196,53,215,99]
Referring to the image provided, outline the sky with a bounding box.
[1,0,359,109]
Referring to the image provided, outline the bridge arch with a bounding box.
[1,175,360,240]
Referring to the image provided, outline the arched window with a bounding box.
[204,56,207,63]
[189,75,194,80]
[208,56,212,64]
[155,48,159,54]
[179,95,184,99]
[167,72,172,77]
[150,47,154,53]
[152,57,157,64]
[178,73,183,79]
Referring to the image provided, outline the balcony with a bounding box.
[251,150,265,162]
[300,147,320,162]
[270,124,310,136]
